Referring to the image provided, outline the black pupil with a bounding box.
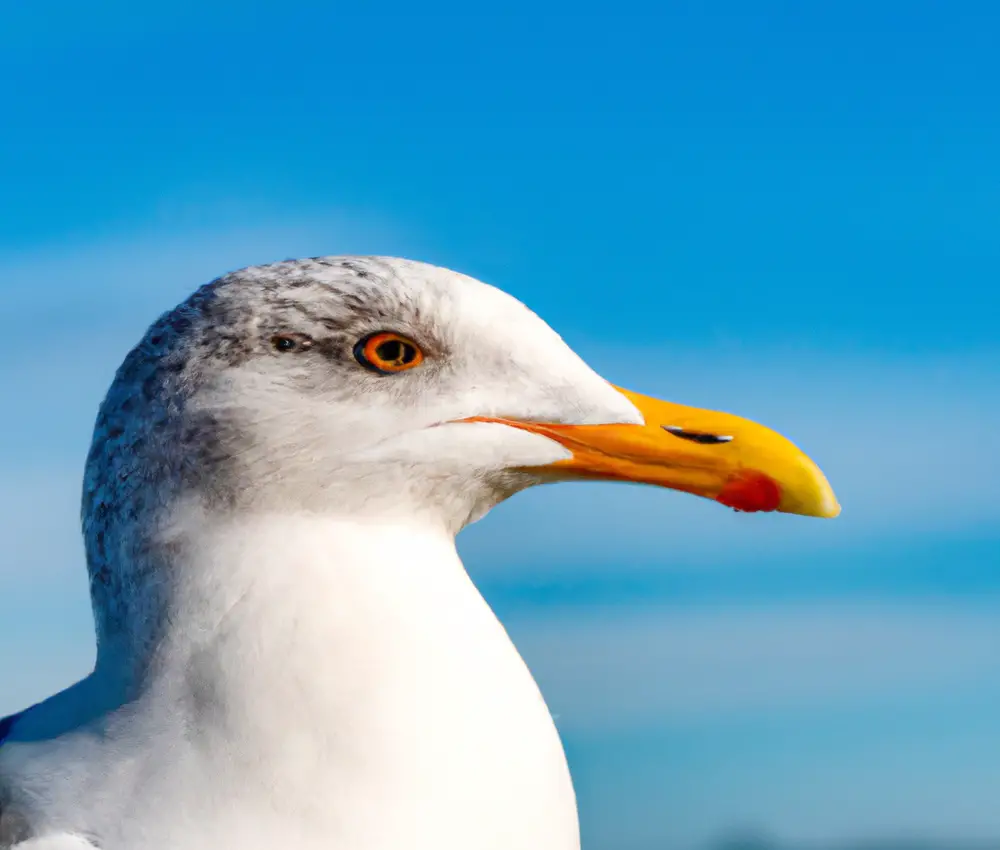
[375,339,415,366]
[276,337,296,351]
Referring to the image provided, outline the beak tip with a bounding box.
[790,483,841,519]
[822,499,843,519]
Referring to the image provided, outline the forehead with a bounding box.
[216,256,552,341]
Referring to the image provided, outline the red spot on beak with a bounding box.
[716,470,782,513]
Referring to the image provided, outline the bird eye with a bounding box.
[271,333,313,353]
[354,332,424,374]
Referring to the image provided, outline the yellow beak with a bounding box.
[467,386,840,518]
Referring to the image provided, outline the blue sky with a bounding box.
[1,2,999,848]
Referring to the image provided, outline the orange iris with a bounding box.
[355,332,424,373]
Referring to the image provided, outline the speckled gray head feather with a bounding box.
[82,257,442,652]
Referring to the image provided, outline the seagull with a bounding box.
[0,257,839,850]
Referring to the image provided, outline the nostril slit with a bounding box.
[662,425,734,445]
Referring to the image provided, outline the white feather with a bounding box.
[0,257,645,849]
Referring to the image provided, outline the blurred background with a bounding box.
[2,2,999,848]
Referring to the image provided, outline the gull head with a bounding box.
[82,257,838,647]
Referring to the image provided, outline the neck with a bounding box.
[25,511,579,848]
[116,513,574,843]
[102,510,478,704]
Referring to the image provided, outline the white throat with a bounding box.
[28,513,581,849]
